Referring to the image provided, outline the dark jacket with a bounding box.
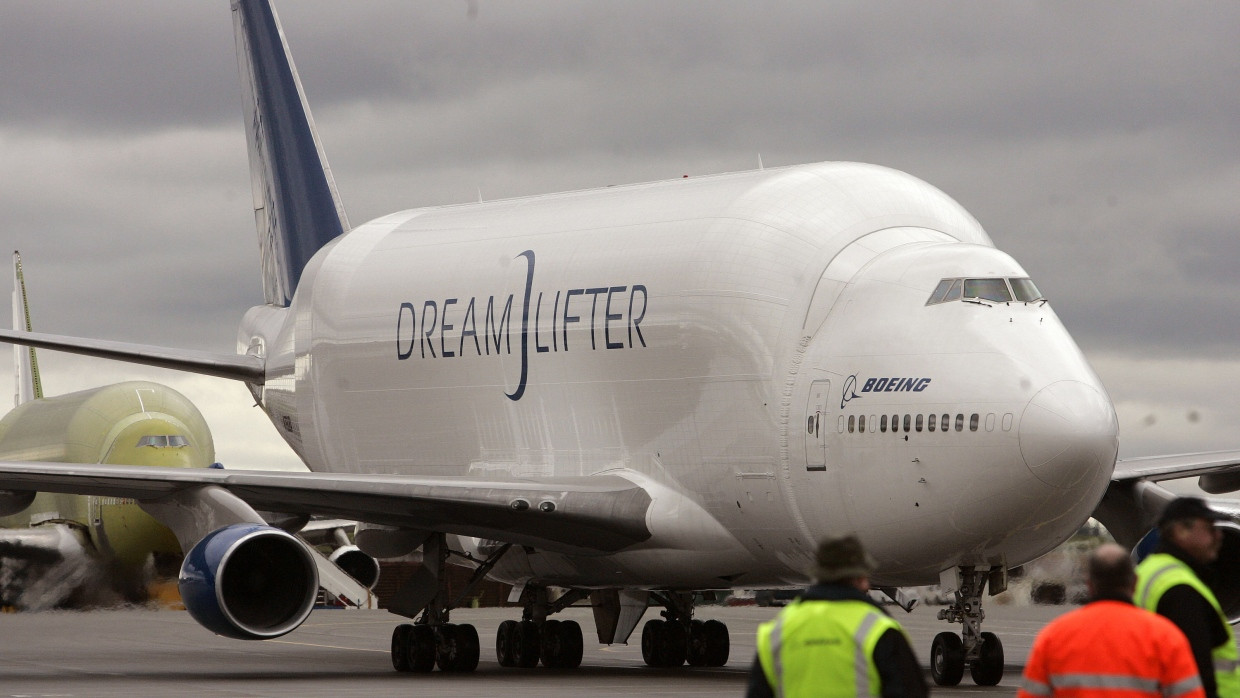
[745,583,928,698]
[1151,539,1231,698]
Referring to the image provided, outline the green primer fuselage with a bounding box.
[0,380,215,571]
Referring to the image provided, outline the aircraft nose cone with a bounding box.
[1020,380,1118,489]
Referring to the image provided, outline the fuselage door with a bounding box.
[805,380,830,470]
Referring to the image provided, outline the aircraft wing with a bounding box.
[0,462,652,554]
[0,328,263,384]
[1111,450,1240,485]
[1095,450,1240,549]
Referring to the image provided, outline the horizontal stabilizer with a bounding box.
[0,462,653,555]
[0,328,264,384]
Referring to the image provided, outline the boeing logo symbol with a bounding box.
[840,375,860,409]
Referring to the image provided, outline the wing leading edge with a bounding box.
[0,462,652,554]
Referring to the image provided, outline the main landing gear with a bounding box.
[640,592,730,668]
[389,535,511,674]
[385,535,733,672]
[930,565,1005,687]
[391,622,479,672]
[496,585,590,669]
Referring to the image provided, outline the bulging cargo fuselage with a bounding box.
[241,161,1118,589]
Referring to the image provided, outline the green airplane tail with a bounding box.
[11,251,43,405]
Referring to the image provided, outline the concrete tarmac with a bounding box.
[0,602,1065,696]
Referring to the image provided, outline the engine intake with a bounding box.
[179,523,318,640]
[328,545,380,589]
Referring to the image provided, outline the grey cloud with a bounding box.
[2,1,1240,459]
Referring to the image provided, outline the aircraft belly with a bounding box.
[481,542,784,589]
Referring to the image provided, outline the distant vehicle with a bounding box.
[754,589,803,607]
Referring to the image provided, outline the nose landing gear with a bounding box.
[930,565,1005,687]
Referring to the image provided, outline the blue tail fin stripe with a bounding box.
[233,0,348,306]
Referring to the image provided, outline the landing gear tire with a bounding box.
[409,624,437,673]
[560,620,584,669]
[496,619,518,667]
[540,619,563,668]
[435,623,480,672]
[391,624,413,672]
[641,619,687,668]
[511,619,541,668]
[931,632,965,687]
[687,619,730,667]
[969,631,1004,686]
[539,619,584,668]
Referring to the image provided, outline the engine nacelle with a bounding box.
[328,545,380,589]
[179,523,318,640]
[0,489,35,517]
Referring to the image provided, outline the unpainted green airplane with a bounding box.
[0,252,217,609]
[0,253,377,610]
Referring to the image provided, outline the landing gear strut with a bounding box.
[640,592,730,668]
[931,565,1005,687]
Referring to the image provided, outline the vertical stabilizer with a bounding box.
[232,0,350,307]
[11,252,43,406]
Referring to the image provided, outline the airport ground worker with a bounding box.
[1136,497,1240,698]
[747,534,926,697]
[1018,543,1204,698]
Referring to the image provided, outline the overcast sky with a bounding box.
[1,1,1238,469]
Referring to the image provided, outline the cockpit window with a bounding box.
[137,435,190,448]
[963,278,1012,303]
[1010,278,1042,302]
[926,277,1044,305]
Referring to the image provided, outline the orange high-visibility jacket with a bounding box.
[1018,600,1205,698]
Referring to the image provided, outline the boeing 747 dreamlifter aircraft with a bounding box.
[3,0,1240,687]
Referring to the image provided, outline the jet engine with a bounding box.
[328,545,380,589]
[0,489,35,516]
[179,523,318,640]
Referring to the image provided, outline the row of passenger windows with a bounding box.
[841,412,1014,434]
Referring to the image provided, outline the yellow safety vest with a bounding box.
[756,598,904,697]
[1135,552,1240,698]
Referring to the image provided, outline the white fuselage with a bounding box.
[241,162,1119,589]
